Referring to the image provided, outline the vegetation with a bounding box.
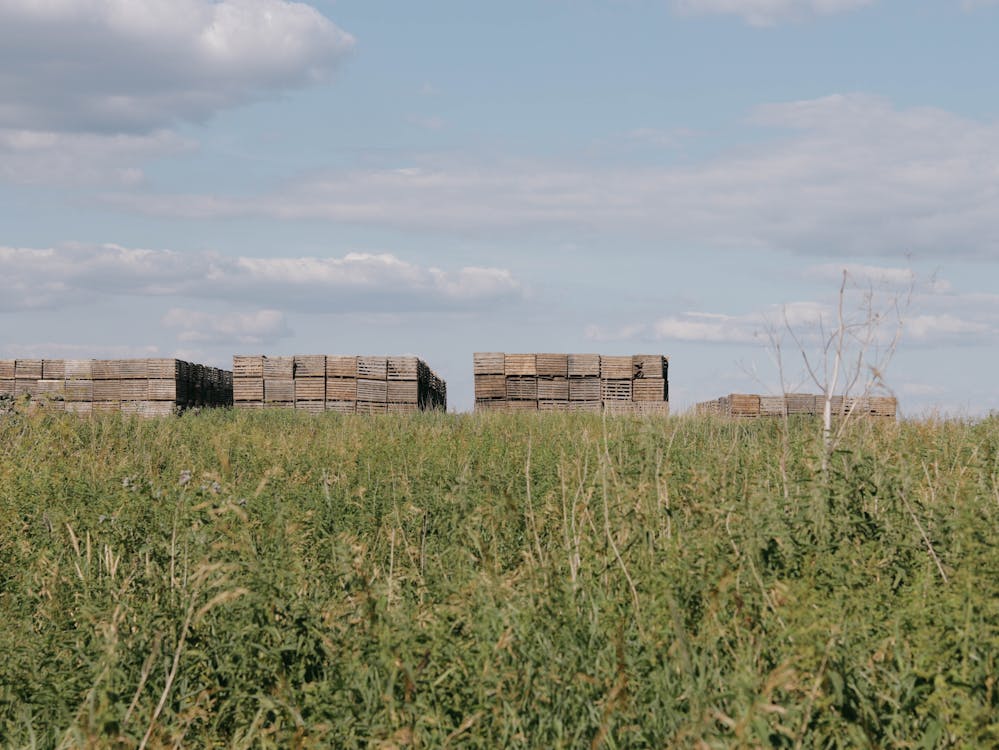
[0,407,997,747]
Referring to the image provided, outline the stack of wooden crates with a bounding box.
[473,353,668,415]
[0,358,232,415]
[694,393,897,419]
[232,355,446,413]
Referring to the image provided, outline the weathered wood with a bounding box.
[601,379,632,401]
[474,374,506,400]
[567,354,600,378]
[600,356,632,380]
[294,355,326,378]
[633,379,666,402]
[295,377,326,402]
[327,356,358,378]
[358,357,388,379]
[569,377,600,402]
[536,353,568,377]
[264,379,294,403]
[505,354,537,376]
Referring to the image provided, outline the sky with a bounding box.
[2,0,998,414]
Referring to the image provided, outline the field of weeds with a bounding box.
[0,408,997,747]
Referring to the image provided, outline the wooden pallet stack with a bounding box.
[694,393,897,419]
[473,353,668,415]
[0,358,232,415]
[232,355,446,413]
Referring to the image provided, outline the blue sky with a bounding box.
[2,0,998,413]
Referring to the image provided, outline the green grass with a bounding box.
[1,408,997,747]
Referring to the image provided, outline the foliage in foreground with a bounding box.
[0,408,997,748]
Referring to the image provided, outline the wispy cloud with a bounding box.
[0,244,524,314]
[671,0,876,26]
[162,308,292,345]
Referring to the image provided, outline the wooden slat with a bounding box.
[264,379,294,403]
[92,360,119,380]
[118,359,148,379]
[147,359,179,379]
[506,400,538,412]
[93,380,121,401]
[233,355,264,378]
[233,378,262,402]
[0,380,15,398]
[388,380,418,403]
[64,359,93,379]
[0,360,14,379]
[326,377,357,401]
[601,379,632,401]
[506,376,538,400]
[64,380,94,402]
[327,356,358,378]
[234,402,264,411]
[538,399,570,411]
[728,393,761,417]
[15,359,42,379]
[295,401,325,414]
[869,396,897,418]
[357,378,387,402]
[120,380,148,401]
[600,356,632,380]
[92,401,120,414]
[262,356,294,379]
[387,356,419,380]
[65,402,93,415]
[633,378,666,402]
[567,354,600,378]
[760,396,787,417]
[604,401,637,415]
[631,402,670,417]
[387,402,418,413]
[474,374,506,400]
[475,399,507,412]
[567,400,601,413]
[356,400,387,414]
[632,355,665,380]
[294,355,326,377]
[505,354,537,376]
[42,360,65,379]
[786,393,817,415]
[148,379,178,401]
[325,400,356,414]
[538,376,569,401]
[569,377,600,401]
[295,377,325,401]
[473,352,505,375]
[140,401,176,418]
[358,356,388,379]
[536,354,568,377]
[35,379,65,397]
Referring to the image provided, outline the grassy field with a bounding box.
[0,407,997,748]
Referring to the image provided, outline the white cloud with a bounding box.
[672,0,875,26]
[0,128,193,186]
[100,95,999,260]
[0,0,354,133]
[162,308,291,345]
[0,244,524,314]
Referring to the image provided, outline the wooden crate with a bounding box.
[474,374,506,400]
[387,356,419,380]
[91,360,118,379]
[388,380,419,403]
[760,396,787,417]
[870,397,897,418]
[233,355,264,378]
[728,394,761,418]
[295,401,325,414]
[92,401,120,413]
[506,400,539,412]
[506,376,538,400]
[357,378,388,402]
[0,380,15,398]
[326,377,358,401]
[148,379,178,401]
[35,379,65,397]
[326,400,356,414]
[358,357,388,379]
[633,379,666,402]
[64,380,94,402]
[387,402,419,413]
[15,359,42,379]
[295,377,326,401]
[569,377,600,401]
[604,401,637,415]
[694,399,721,415]
[356,401,388,414]
[567,401,601,413]
[264,379,294,403]
[65,402,93,415]
[118,360,148,379]
[538,377,569,401]
[601,379,632,401]
[233,379,262,402]
[64,359,92,379]
[120,380,148,401]
[263,356,294,379]
[600,356,632,379]
[473,352,505,375]
[567,354,600,378]
[93,380,121,401]
[140,401,176,418]
[42,360,65,379]
[0,360,14,379]
[234,402,264,411]
[327,356,358,378]
[475,399,507,412]
[536,354,568,377]
[294,355,326,378]
[539,400,570,411]
[148,359,180,379]
[505,354,537,376]
[786,393,817,415]
[632,355,665,380]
